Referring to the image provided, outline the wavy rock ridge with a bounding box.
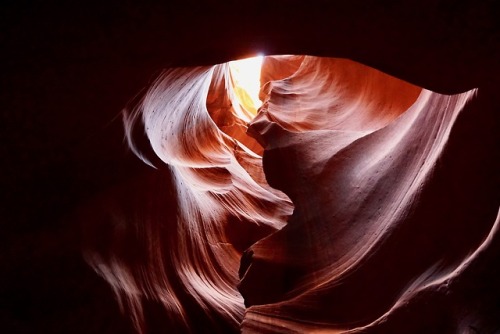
[84,55,499,333]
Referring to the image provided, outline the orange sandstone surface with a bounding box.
[84,55,499,334]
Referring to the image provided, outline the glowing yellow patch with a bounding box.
[229,55,263,117]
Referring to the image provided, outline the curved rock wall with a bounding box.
[85,56,499,333]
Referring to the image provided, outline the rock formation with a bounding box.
[84,55,499,333]
[3,2,498,334]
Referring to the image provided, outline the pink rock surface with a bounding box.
[84,55,499,333]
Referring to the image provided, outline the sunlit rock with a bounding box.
[84,55,499,334]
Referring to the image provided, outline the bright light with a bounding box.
[228,55,264,117]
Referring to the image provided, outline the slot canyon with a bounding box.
[2,1,499,333]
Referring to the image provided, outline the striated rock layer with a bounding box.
[241,56,498,333]
[84,55,499,333]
